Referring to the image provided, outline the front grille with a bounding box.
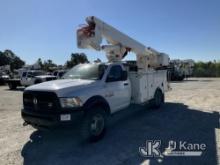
[23,91,60,112]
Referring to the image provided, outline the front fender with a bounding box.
[83,95,111,114]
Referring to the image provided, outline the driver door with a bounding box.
[20,72,28,86]
[104,65,131,113]
[26,72,35,86]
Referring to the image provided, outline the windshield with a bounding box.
[28,71,44,77]
[63,64,106,80]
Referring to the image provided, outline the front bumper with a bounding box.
[21,108,84,129]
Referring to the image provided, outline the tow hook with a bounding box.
[23,122,29,126]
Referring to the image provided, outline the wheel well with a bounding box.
[83,96,111,115]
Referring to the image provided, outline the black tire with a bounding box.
[8,83,17,90]
[0,79,5,85]
[80,107,107,142]
[177,75,184,81]
[151,89,164,109]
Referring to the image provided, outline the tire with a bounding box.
[0,79,4,85]
[80,107,107,142]
[151,89,164,109]
[8,83,17,90]
[177,75,184,81]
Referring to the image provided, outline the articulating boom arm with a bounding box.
[77,16,169,71]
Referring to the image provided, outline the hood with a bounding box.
[35,75,56,78]
[26,79,96,92]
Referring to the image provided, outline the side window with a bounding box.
[22,72,27,77]
[106,65,123,82]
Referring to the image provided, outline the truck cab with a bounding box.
[21,70,43,86]
[59,62,131,112]
[20,70,56,86]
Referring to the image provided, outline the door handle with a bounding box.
[124,83,129,86]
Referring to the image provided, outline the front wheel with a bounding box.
[150,89,164,109]
[80,107,107,142]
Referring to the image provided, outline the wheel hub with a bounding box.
[90,114,104,136]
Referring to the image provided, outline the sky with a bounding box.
[0,0,219,65]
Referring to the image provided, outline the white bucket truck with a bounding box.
[22,16,170,141]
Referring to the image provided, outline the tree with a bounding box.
[216,61,220,77]
[193,60,220,77]
[0,49,25,70]
[65,53,89,68]
[10,57,25,71]
[37,58,43,68]
[0,51,9,66]
[42,59,57,71]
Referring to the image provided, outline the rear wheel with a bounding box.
[80,107,107,142]
[179,75,184,81]
[151,89,164,109]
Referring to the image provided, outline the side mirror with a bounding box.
[121,71,128,81]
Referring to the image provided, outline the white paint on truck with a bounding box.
[129,70,167,104]
[26,63,167,114]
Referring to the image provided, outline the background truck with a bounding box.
[22,16,170,142]
[169,59,195,81]
[6,70,56,90]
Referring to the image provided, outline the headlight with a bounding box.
[59,97,82,108]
